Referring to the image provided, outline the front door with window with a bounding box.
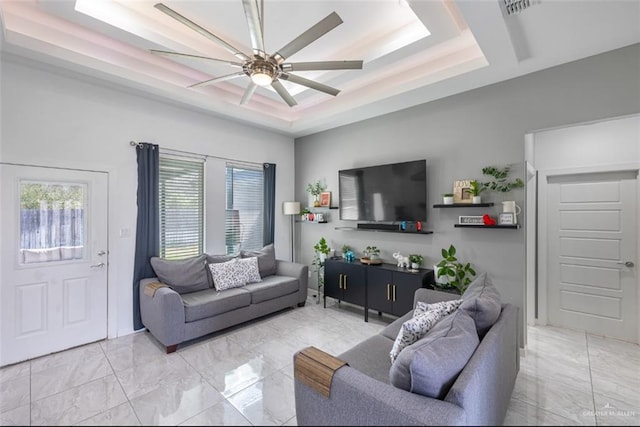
[0,165,108,366]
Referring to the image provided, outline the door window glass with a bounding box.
[19,181,86,263]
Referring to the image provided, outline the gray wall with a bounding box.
[294,44,640,332]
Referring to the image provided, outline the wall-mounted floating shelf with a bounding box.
[454,224,519,229]
[335,227,434,235]
[433,203,494,208]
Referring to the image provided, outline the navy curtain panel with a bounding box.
[263,163,276,246]
[132,143,160,331]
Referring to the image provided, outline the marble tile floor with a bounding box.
[1,294,638,426]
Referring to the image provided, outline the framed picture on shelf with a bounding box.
[499,212,515,225]
[319,191,331,207]
[453,179,473,204]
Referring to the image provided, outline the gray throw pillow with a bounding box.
[389,310,479,399]
[459,273,502,338]
[150,254,209,295]
[240,244,277,277]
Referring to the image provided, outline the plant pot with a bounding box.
[411,262,420,269]
[369,254,379,261]
[472,196,482,204]
[319,253,327,263]
[443,196,454,205]
[434,264,449,285]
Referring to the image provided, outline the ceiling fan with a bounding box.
[150,1,364,107]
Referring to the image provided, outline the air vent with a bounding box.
[504,0,531,15]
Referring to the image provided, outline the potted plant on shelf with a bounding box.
[442,193,454,205]
[435,244,476,294]
[306,180,327,207]
[312,237,331,304]
[362,245,380,263]
[469,180,485,204]
[408,254,423,270]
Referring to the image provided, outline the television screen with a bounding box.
[339,160,427,222]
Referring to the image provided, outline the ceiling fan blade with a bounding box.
[271,80,298,107]
[279,73,340,96]
[242,0,265,57]
[188,72,246,88]
[240,82,258,105]
[282,60,363,72]
[150,50,244,67]
[154,3,250,61]
[273,11,343,64]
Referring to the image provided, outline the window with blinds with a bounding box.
[225,162,263,255]
[159,155,204,259]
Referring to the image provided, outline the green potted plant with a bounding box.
[408,254,423,269]
[312,237,330,304]
[442,193,454,205]
[306,180,327,207]
[469,180,485,204]
[363,245,380,262]
[481,166,524,193]
[435,244,476,294]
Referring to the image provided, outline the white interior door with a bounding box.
[0,165,108,366]
[547,170,638,342]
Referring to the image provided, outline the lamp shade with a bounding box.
[283,201,301,215]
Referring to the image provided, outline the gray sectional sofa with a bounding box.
[140,244,308,353]
[294,274,520,426]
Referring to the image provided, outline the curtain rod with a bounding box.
[129,141,262,168]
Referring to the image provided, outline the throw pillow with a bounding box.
[414,299,463,318]
[389,300,462,364]
[459,273,502,338]
[208,259,248,291]
[205,254,236,288]
[240,244,277,277]
[150,254,209,294]
[237,256,262,284]
[389,309,480,399]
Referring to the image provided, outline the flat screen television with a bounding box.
[339,159,427,222]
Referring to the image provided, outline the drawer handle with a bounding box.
[393,285,396,302]
[344,276,347,290]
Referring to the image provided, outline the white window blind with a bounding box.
[225,162,263,255]
[159,155,204,259]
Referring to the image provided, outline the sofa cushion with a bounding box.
[390,309,479,399]
[389,299,463,363]
[243,274,298,304]
[150,254,209,294]
[459,273,501,338]
[339,334,394,385]
[181,287,251,322]
[241,244,277,277]
[208,259,248,291]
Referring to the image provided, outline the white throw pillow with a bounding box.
[390,299,463,364]
[237,256,262,284]
[208,259,247,291]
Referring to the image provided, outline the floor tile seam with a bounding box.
[509,396,580,425]
[98,344,143,427]
[585,332,600,426]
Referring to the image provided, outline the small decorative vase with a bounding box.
[472,195,482,204]
[411,262,420,269]
[313,196,321,207]
[443,196,454,205]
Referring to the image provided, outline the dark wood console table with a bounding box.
[323,258,435,322]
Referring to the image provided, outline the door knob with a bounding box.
[90,262,105,268]
[97,250,107,256]
[617,261,635,267]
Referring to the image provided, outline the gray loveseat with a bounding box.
[140,245,308,353]
[294,274,519,426]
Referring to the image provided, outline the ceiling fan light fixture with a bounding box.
[251,70,273,86]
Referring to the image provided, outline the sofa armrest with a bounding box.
[275,260,308,304]
[294,348,465,426]
[139,278,185,349]
[413,287,461,307]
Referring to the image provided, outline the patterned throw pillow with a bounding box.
[208,259,247,291]
[390,299,464,364]
[237,256,262,284]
